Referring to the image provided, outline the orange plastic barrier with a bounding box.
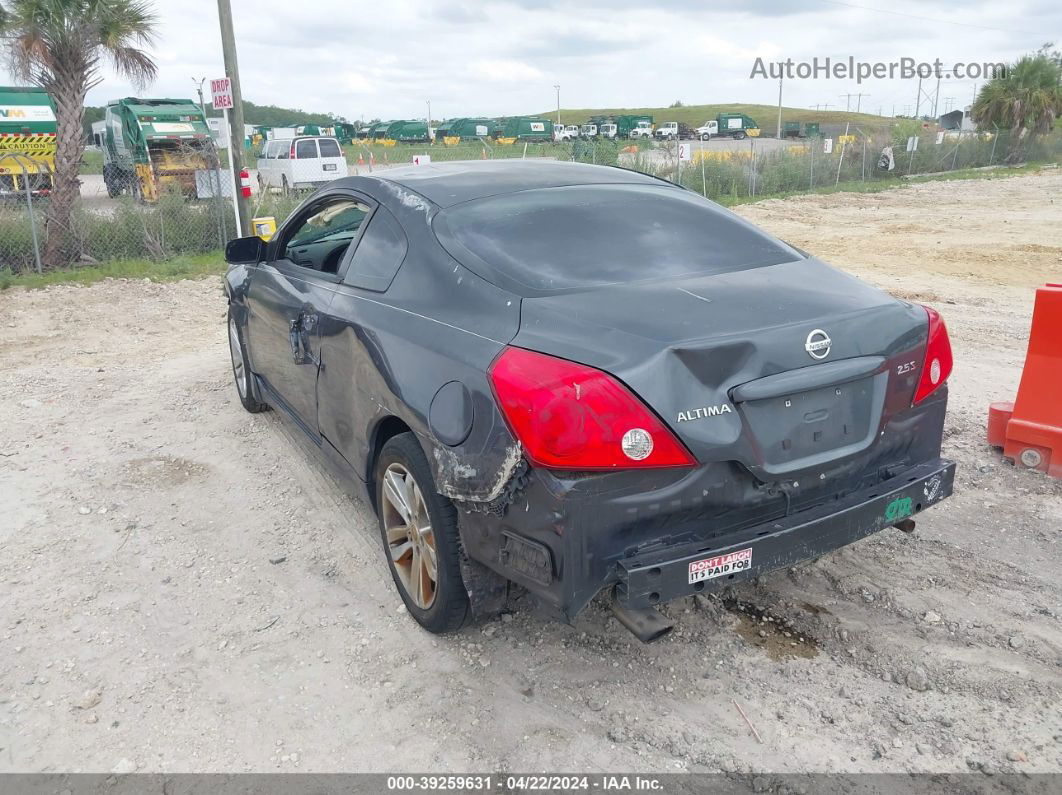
[987,283,1062,478]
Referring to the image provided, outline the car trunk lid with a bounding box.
[512,257,929,482]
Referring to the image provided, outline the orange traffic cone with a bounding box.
[357,152,365,166]
[988,283,1062,478]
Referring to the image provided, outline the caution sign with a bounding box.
[0,133,57,155]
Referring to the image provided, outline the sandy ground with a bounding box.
[1,171,1061,777]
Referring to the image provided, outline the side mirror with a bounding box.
[225,235,267,265]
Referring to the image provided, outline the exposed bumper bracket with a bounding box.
[616,459,955,610]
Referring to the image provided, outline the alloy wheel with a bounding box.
[382,463,438,609]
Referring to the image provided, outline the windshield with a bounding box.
[434,184,800,294]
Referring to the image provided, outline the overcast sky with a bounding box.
[3,0,1058,120]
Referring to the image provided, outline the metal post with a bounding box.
[810,143,814,189]
[701,151,707,197]
[776,75,783,139]
[989,126,999,165]
[835,122,850,186]
[217,0,248,235]
[19,159,43,274]
[223,107,240,236]
[554,84,561,129]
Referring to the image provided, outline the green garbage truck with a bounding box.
[101,97,214,201]
[494,116,552,142]
[0,85,57,194]
[436,117,495,141]
[381,120,430,143]
[693,113,760,141]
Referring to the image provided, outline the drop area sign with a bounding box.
[210,78,233,110]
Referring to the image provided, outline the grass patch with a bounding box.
[80,149,103,175]
[716,161,1055,207]
[0,251,224,290]
[532,103,887,132]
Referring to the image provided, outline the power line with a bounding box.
[814,0,1039,37]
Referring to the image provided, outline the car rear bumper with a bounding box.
[615,458,955,610]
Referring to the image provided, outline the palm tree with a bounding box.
[0,0,157,267]
[972,53,1062,163]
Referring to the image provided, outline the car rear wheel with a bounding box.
[376,433,470,633]
[227,309,267,413]
[700,133,711,141]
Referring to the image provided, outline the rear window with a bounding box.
[318,138,341,157]
[433,184,799,293]
[295,139,318,159]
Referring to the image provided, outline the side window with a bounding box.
[343,206,408,291]
[318,138,342,157]
[278,141,289,159]
[295,139,318,159]
[281,198,371,275]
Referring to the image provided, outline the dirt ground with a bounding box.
[1,171,1060,778]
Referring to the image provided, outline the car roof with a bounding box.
[342,160,669,208]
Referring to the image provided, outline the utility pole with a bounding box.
[855,93,869,113]
[554,84,561,128]
[839,93,853,112]
[426,99,432,142]
[776,75,783,139]
[217,0,248,236]
[914,76,922,118]
[932,75,941,119]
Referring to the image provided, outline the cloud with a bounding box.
[468,59,545,82]
[0,0,1051,122]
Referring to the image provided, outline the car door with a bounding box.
[245,193,373,436]
[316,204,409,477]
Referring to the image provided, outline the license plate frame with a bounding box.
[322,163,338,171]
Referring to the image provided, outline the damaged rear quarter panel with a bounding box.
[314,178,525,506]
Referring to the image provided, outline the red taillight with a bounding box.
[489,347,696,470]
[289,143,296,159]
[913,305,953,404]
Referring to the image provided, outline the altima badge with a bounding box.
[677,404,733,422]
[805,329,832,360]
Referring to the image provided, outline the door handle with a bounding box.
[289,313,320,366]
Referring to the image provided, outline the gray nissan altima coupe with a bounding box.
[224,160,955,642]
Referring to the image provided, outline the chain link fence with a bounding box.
[2,129,1059,277]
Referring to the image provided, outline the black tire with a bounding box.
[700,133,711,141]
[375,433,470,633]
[734,131,747,141]
[227,307,267,413]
